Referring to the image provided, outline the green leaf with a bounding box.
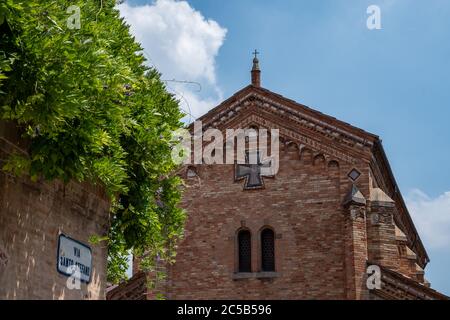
[1,0,186,289]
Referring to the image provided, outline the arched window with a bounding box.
[261,228,275,272]
[238,229,252,272]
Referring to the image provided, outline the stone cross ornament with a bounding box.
[235,151,274,190]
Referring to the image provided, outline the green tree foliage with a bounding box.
[0,0,186,283]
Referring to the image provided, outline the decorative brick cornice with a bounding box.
[229,114,360,164]
[368,262,448,300]
[200,90,375,152]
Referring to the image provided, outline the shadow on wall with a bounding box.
[0,123,110,300]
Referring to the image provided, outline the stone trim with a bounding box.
[232,272,280,280]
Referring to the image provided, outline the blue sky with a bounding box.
[120,0,450,295]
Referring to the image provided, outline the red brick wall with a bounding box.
[0,122,110,299]
[343,204,369,300]
[166,148,370,299]
[127,86,430,300]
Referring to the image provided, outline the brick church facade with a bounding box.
[108,56,447,300]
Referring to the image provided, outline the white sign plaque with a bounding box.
[57,234,92,283]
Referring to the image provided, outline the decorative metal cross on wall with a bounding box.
[235,151,273,190]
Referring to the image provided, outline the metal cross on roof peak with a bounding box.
[253,49,259,59]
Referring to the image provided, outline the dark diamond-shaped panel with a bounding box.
[348,169,361,181]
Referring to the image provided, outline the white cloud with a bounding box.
[117,0,227,120]
[406,189,450,250]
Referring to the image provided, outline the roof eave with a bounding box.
[373,139,430,267]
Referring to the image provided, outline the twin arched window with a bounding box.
[237,228,275,273]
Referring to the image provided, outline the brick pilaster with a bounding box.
[367,188,399,271]
[343,185,368,300]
